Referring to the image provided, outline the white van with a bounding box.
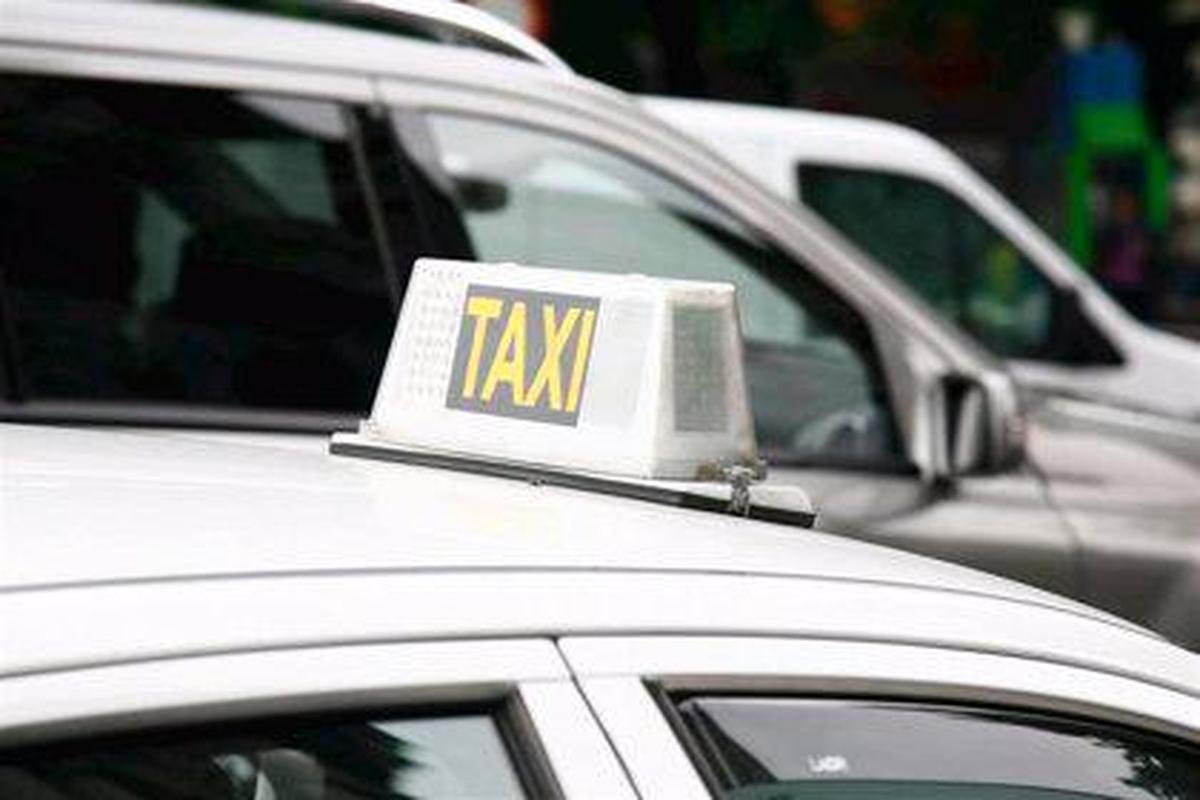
[645,96,1200,422]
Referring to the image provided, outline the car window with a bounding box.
[0,710,530,799]
[0,74,395,413]
[418,114,905,469]
[675,696,1200,800]
[798,165,1057,361]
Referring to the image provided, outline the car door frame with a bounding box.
[559,634,1200,799]
[370,73,1083,601]
[0,638,635,799]
[369,73,997,483]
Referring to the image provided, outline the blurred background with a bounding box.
[466,0,1200,340]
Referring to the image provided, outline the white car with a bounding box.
[2,0,1200,651]
[4,261,1199,800]
[645,96,1200,423]
[4,422,1200,799]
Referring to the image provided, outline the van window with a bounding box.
[0,74,394,414]
[419,114,907,470]
[798,165,1057,361]
[677,696,1200,799]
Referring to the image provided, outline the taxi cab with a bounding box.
[0,0,1198,652]
[3,261,1200,799]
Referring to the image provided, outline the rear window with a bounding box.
[0,73,394,415]
[676,696,1200,799]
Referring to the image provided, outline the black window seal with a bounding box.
[0,263,22,403]
[344,104,404,310]
[388,109,440,258]
[0,400,358,434]
[1044,285,1126,366]
[497,692,566,800]
[645,680,732,796]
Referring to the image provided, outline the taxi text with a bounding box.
[446,285,599,425]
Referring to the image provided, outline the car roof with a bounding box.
[0,424,1066,593]
[642,95,972,196]
[0,0,652,166]
[4,423,1197,699]
[0,0,600,97]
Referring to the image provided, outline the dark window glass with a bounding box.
[799,165,1059,361]
[677,696,1200,799]
[0,74,394,412]
[419,114,906,470]
[0,711,529,799]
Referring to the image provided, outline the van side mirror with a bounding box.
[943,372,1026,476]
[1048,288,1125,366]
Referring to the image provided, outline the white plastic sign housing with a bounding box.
[340,258,757,479]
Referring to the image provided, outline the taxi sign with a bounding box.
[336,258,757,480]
[445,283,599,426]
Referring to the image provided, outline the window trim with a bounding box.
[496,689,565,799]
[0,640,566,748]
[0,399,356,434]
[560,636,1200,750]
[0,638,645,798]
[572,657,1200,799]
[795,161,1126,367]
[0,43,377,105]
[344,105,405,309]
[391,109,914,473]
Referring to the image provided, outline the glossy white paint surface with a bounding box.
[0,0,573,92]
[342,0,572,74]
[4,424,1196,697]
[1,639,565,741]
[0,424,1055,599]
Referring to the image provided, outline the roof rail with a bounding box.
[317,0,572,75]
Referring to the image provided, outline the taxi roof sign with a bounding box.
[335,258,757,480]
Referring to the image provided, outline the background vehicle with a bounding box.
[3,421,1199,798]
[0,0,1198,648]
[645,96,1200,423]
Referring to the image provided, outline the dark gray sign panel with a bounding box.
[446,284,600,426]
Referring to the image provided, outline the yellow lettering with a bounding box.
[526,305,581,410]
[462,296,503,399]
[565,308,596,412]
[482,300,527,404]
